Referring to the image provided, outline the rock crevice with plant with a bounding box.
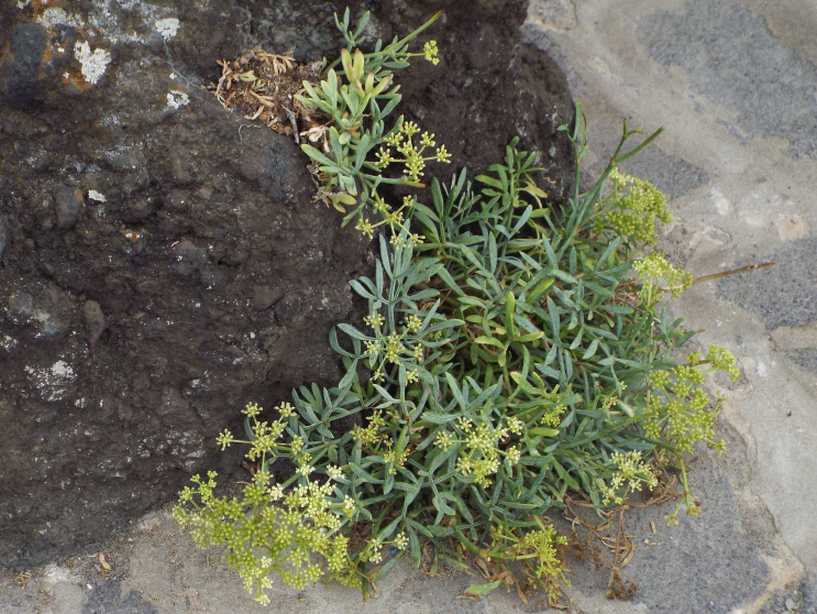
[174,8,739,606]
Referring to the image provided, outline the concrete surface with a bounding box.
[524,0,817,610]
[3,1,817,612]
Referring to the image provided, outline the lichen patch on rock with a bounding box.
[37,7,83,29]
[154,17,180,40]
[23,360,78,402]
[87,190,107,203]
[74,41,112,85]
[165,90,190,110]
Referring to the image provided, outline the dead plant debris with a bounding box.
[96,551,113,576]
[14,570,32,589]
[563,469,682,602]
[215,49,325,144]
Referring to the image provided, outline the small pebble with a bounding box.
[122,199,151,223]
[0,216,7,258]
[83,300,106,348]
[6,291,34,323]
[252,285,283,311]
[274,293,304,324]
[172,240,207,276]
[54,185,83,229]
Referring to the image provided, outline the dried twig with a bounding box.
[692,261,775,285]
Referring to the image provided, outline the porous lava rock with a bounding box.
[0,0,574,566]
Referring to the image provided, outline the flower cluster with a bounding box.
[435,414,527,488]
[354,195,430,240]
[599,451,658,506]
[352,410,388,447]
[361,538,384,564]
[213,401,294,462]
[352,410,410,475]
[361,305,428,383]
[516,526,568,599]
[421,40,440,65]
[703,344,741,382]
[541,404,566,428]
[354,217,376,238]
[645,358,728,456]
[489,522,568,605]
[360,531,408,566]
[597,168,671,244]
[633,252,693,306]
[375,119,451,182]
[172,405,359,604]
[533,387,568,428]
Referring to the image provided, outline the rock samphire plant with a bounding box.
[173,9,739,606]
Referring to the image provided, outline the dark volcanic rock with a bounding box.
[82,300,107,348]
[367,0,576,197]
[0,0,574,567]
[53,185,84,229]
[0,22,47,107]
[0,216,8,260]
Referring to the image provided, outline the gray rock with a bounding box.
[785,348,817,375]
[252,285,283,311]
[6,291,34,324]
[53,185,83,230]
[171,240,208,276]
[0,23,47,108]
[274,292,307,325]
[719,237,817,329]
[641,0,817,159]
[82,575,159,614]
[122,198,153,223]
[0,216,7,259]
[5,285,75,337]
[198,266,226,289]
[83,300,106,348]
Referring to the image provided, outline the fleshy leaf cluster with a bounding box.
[175,8,740,607]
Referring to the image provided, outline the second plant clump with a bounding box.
[173,9,739,606]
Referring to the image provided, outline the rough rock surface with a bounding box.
[361,0,576,193]
[0,0,574,567]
